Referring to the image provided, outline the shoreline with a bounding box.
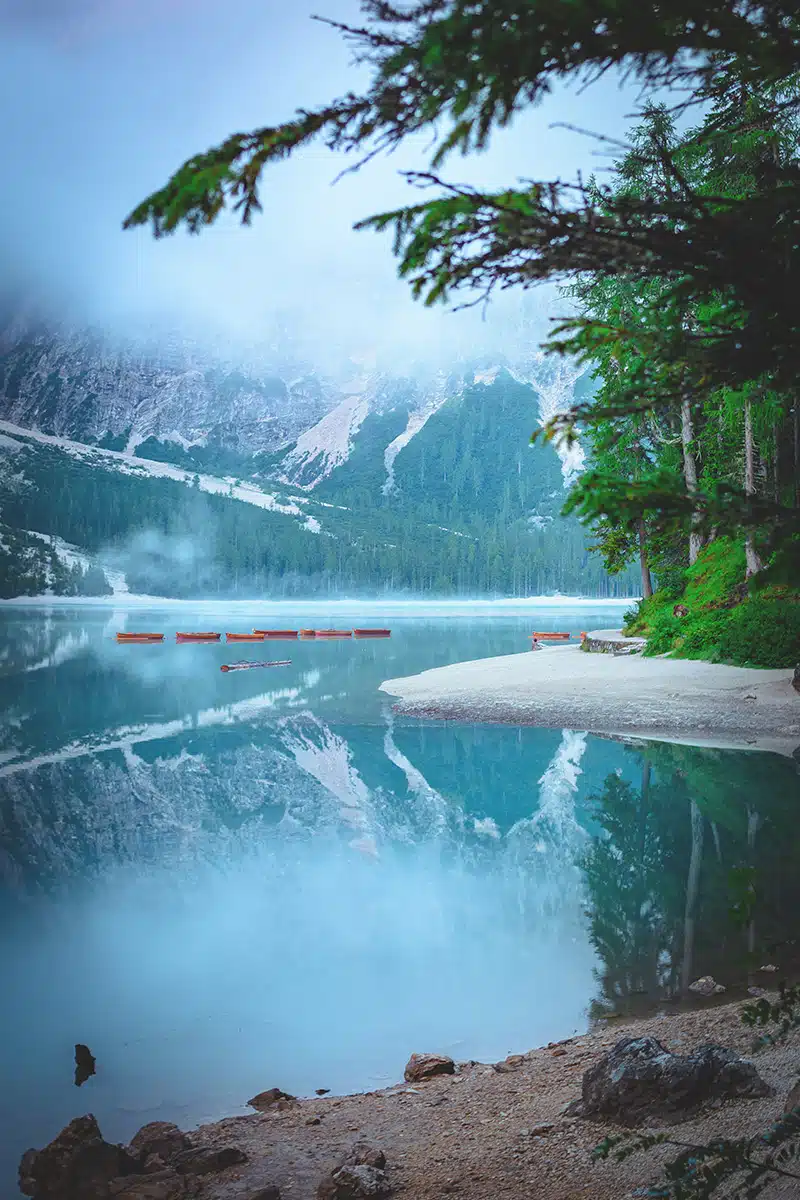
[380,642,799,758]
[44,996,793,1200]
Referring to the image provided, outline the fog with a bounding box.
[0,0,644,367]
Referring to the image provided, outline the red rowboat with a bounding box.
[314,630,353,638]
[226,632,265,642]
[116,633,164,642]
[530,631,571,640]
[353,629,391,637]
[253,630,299,638]
[176,632,221,642]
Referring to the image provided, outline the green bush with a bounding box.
[630,538,800,667]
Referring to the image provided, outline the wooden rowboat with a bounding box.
[253,630,299,638]
[226,632,265,642]
[353,629,391,637]
[530,631,571,640]
[299,630,317,638]
[116,633,164,642]
[314,630,353,638]
[221,659,292,673]
[176,632,221,642]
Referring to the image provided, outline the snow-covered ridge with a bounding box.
[0,421,322,533]
[383,373,456,495]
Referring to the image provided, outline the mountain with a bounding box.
[0,311,639,598]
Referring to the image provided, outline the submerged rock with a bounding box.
[569,1037,772,1126]
[404,1053,455,1082]
[75,1044,97,1087]
[785,1079,800,1114]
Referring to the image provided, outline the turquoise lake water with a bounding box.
[1,602,798,1191]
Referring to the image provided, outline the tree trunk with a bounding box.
[680,394,703,565]
[638,519,653,598]
[744,398,763,577]
[681,799,705,996]
[794,400,799,508]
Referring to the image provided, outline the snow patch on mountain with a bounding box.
[382,373,454,495]
[281,390,371,490]
[0,420,307,519]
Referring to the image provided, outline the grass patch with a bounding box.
[622,538,800,668]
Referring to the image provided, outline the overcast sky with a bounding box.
[0,0,646,364]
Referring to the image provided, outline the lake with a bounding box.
[1,601,798,1192]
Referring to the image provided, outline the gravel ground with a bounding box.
[186,1001,800,1200]
[379,642,799,757]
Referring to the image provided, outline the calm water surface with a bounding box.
[1,602,798,1191]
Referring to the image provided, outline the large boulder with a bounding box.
[19,1115,139,1199]
[171,1146,247,1176]
[128,1123,190,1167]
[569,1037,772,1126]
[403,1053,455,1083]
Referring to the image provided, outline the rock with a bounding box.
[569,1037,773,1126]
[129,1123,190,1165]
[247,1088,297,1111]
[343,1145,387,1170]
[758,964,779,973]
[785,1080,800,1114]
[172,1146,247,1176]
[108,1172,188,1199]
[793,665,800,694]
[306,1117,322,1126]
[316,1088,331,1095]
[247,1188,281,1200]
[688,975,726,996]
[403,1053,455,1082]
[18,1114,138,1199]
[317,1165,391,1198]
[673,604,689,618]
[550,1047,567,1057]
[75,1044,97,1087]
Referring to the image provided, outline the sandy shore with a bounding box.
[380,640,799,757]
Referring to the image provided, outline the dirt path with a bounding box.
[189,1001,799,1200]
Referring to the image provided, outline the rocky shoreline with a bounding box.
[19,998,800,1200]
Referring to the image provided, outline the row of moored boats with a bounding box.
[117,629,391,643]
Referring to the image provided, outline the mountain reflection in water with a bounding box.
[0,604,797,1194]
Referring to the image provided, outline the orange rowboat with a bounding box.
[253,630,299,638]
[176,632,221,642]
[530,631,571,640]
[314,630,353,638]
[353,629,391,637]
[299,630,317,638]
[116,633,164,642]
[226,632,265,642]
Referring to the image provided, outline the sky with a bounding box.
[0,0,647,365]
